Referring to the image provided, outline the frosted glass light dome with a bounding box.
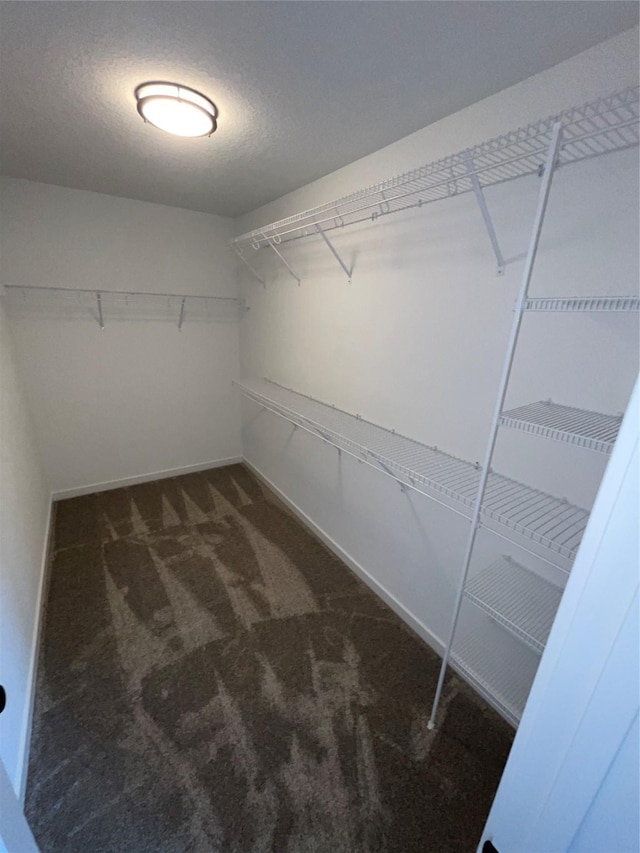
[135,82,218,137]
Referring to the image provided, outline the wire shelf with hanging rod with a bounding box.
[1,285,248,329]
[236,378,589,570]
[231,86,639,263]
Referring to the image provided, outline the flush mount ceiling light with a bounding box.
[135,82,218,137]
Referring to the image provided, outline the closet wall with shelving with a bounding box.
[2,27,637,733]
[0,179,243,496]
[235,29,639,723]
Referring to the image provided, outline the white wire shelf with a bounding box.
[2,285,247,328]
[451,607,542,727]
[232,86,638,252]
[464,556,563,654]
[524,296,639,313]
[236,378,589,564]
[500,400,621,454]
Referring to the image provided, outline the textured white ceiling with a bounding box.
[0,2,637,217]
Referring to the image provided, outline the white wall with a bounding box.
[236,29,639,653]
[0,179,242,496]
[0,298,51,797]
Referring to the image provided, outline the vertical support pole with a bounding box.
[315,224,352,281]
[427,122,563,730]
[96,291,104,330]
[178,296,186,330]
[463,152,506,276]
[232,246,266,287]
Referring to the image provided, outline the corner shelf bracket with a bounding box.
[232,246,266,287]
[315,224,352,282]
[263,233,301,285]
[463,151,506,276]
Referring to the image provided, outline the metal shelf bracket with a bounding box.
[376,457,409,492]
[232,246,266,287]
[178,297,186,330]
[463,152,506,276]
[263,233,301,285]
[96,291,104,330]
[315,224,352,282]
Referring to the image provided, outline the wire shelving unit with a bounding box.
[1,285,247,329]
[427,96,639,731]
[231,86,639,283]
[451,602,543,727]
[500,401,622,454]
[452,555,563,723]
[464,556,563,653]
[235,85,638,731]
[236,378,588,566]
[524,295,639,313]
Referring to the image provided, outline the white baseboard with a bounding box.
[243,458,445,658]
[51,456,244,501]
[17,494,54,804]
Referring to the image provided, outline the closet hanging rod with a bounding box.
[238,386,473,524]
[2,284,243,304]
[236,378,588,569]
[232,86,638,252]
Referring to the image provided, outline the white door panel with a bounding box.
[0,758,38,853]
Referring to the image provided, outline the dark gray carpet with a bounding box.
[26,463,512,852]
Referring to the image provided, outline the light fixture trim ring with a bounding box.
[134,81,218,138]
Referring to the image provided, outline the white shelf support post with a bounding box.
[232,246,266,287]
[96,291,104,330]
[263,235,301,285]
[428,122,564,731]
[315,224,352,282]
[463,152,506,276]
